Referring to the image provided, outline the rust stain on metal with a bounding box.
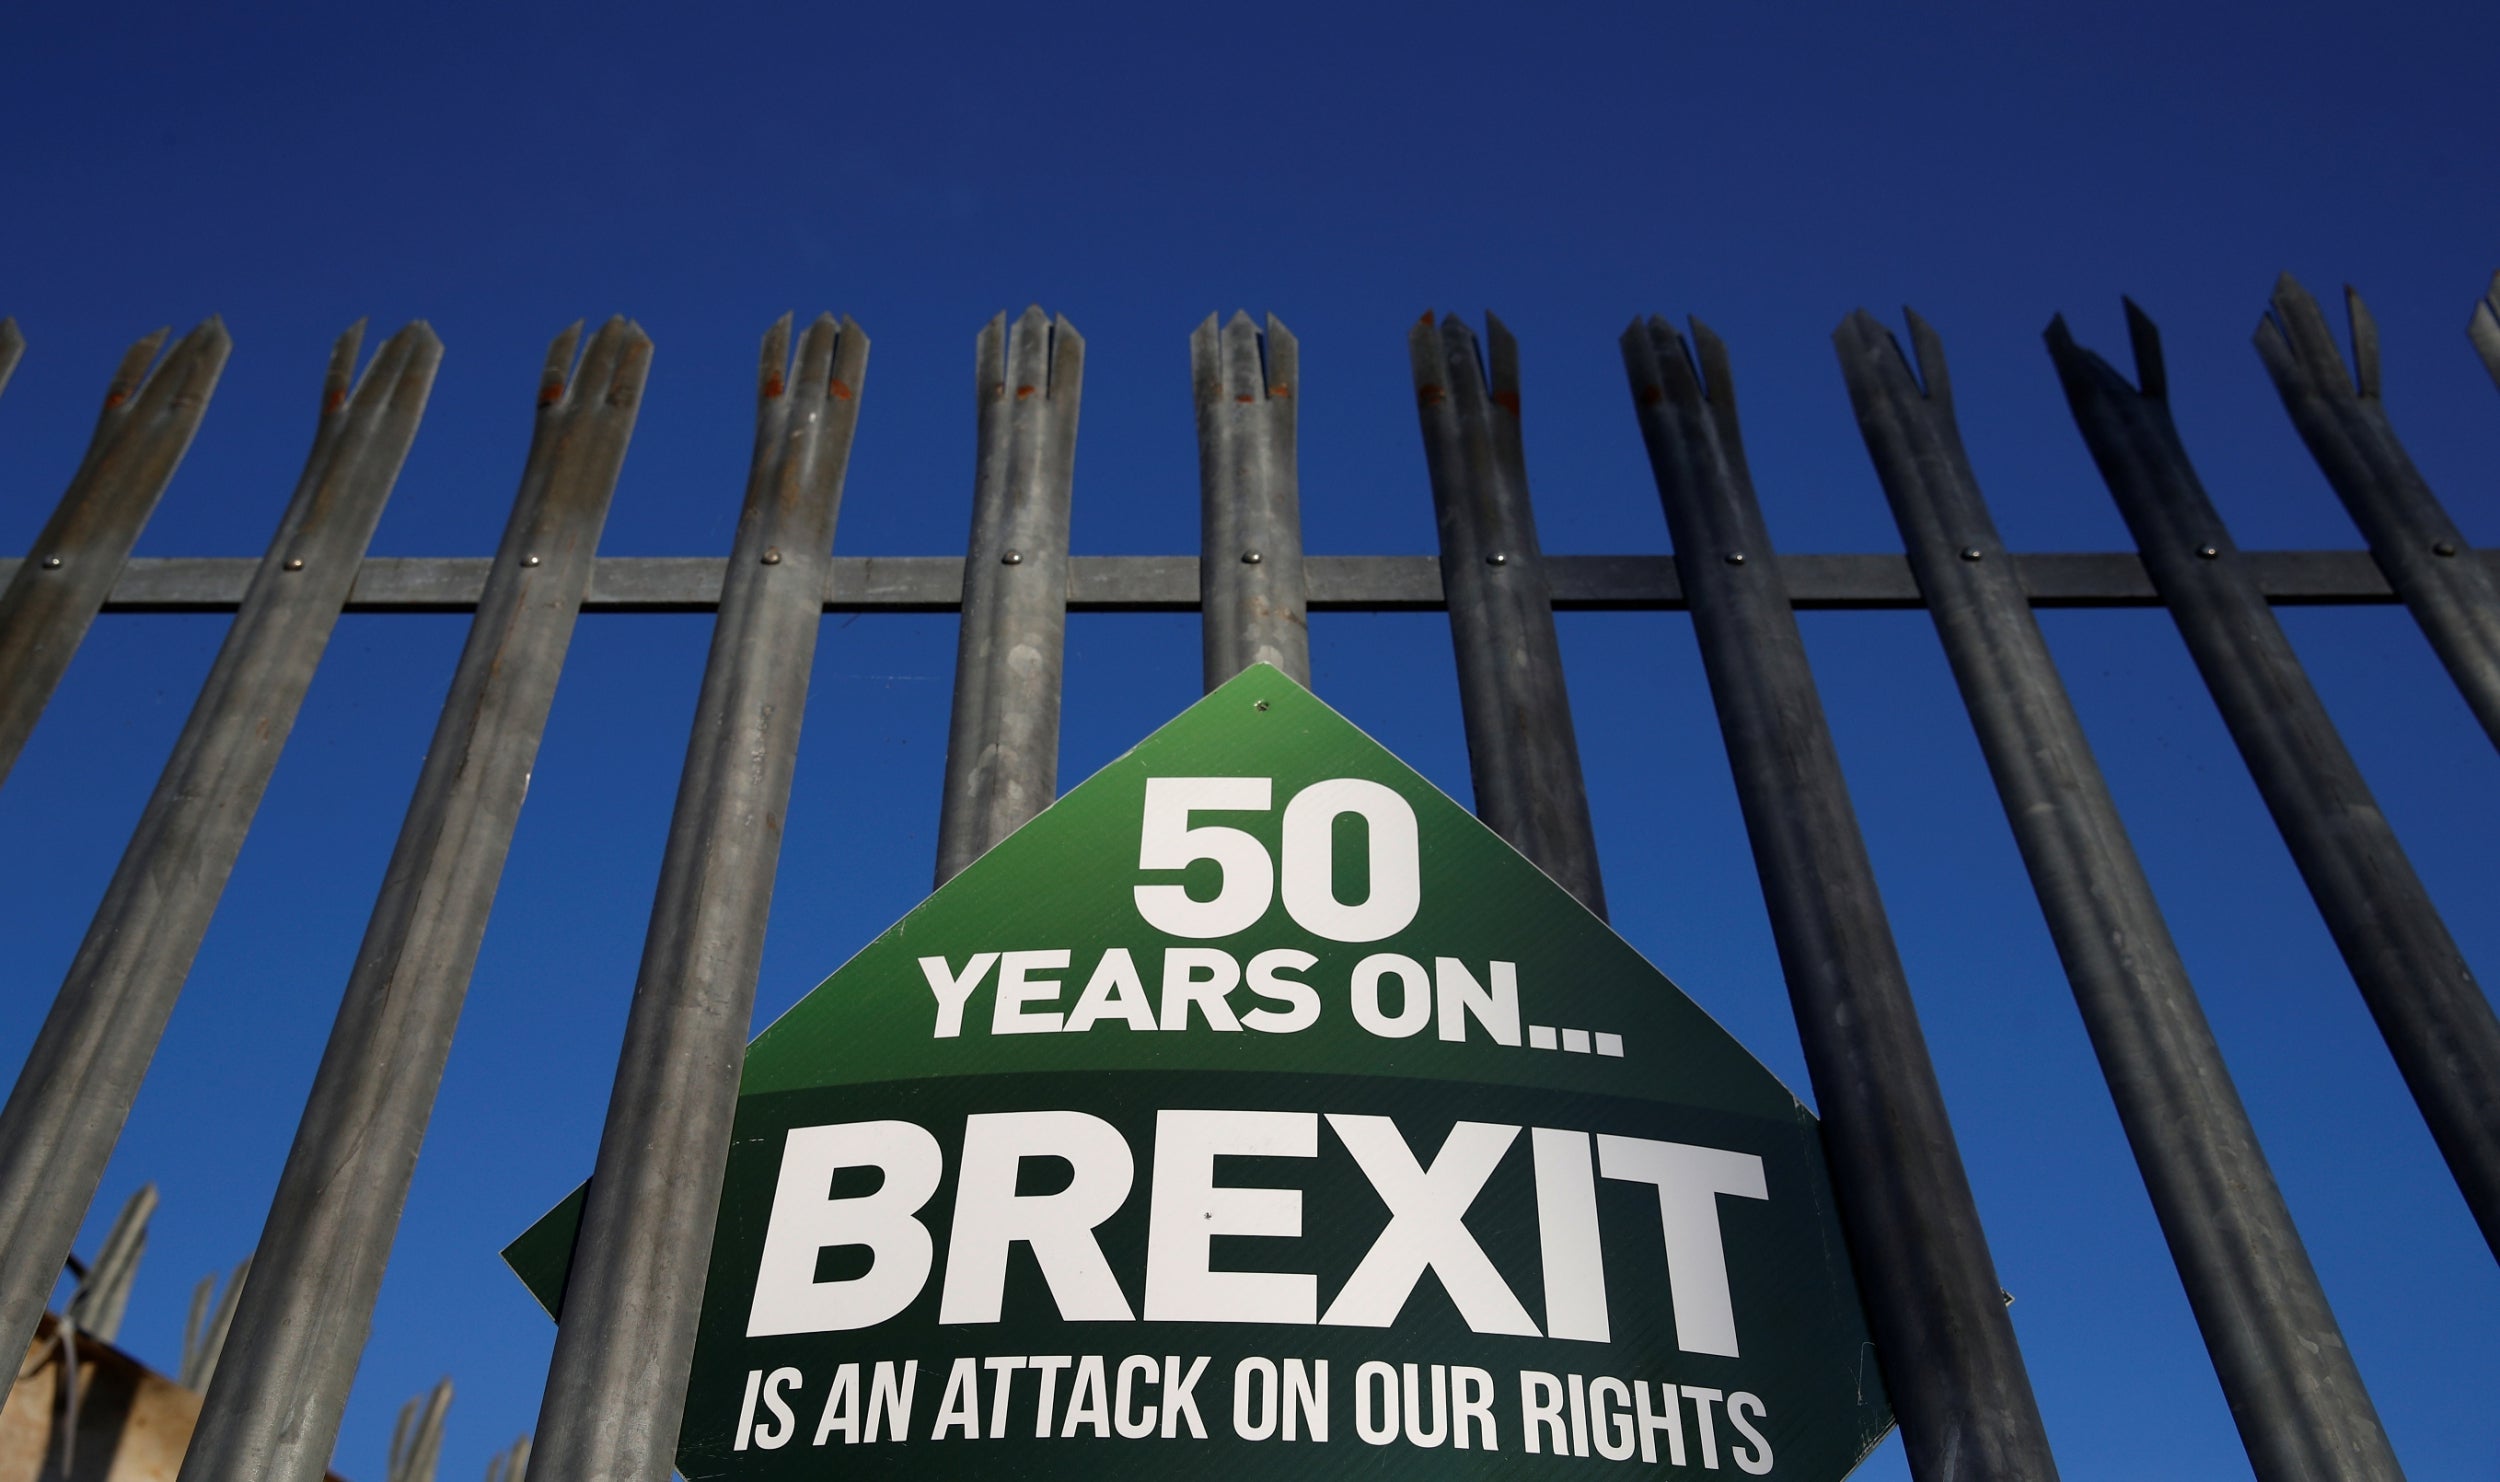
[829,378,854,401]
[1015,384,1038,400]
[323,388,347,414]
[1269,384,1292,399]
[1637,384,1665,405]
[1418,384,1446,407]
[763,377,785,399]
[1492,390,1521,413]
[1235,393,1255,404]
[537,382,564,407]
[1419,311,1437,327]
[103,391,128,410]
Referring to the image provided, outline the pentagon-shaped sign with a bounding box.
[509,663,1890,1480]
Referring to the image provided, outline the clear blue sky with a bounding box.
[2,3,2495,1478]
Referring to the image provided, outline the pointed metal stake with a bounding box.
[0,321,434,1376]
[175,319,647,1482]
[1194,310,1309,688]
[1846,305,2401,1482]
[0,319,230,786]
[1625,312,2059,1482]
[527,315,868,1482]
[1412,312,1606,917]
[936,306,1082,884]
[2051,299,2500,1263]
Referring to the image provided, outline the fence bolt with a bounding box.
[761,548,782,565]
[1724,551,1746,566]
[1485,551,1508,566]
[283,558,305,571]
[1960,546,1984,561]
[2432,539,2457,558]
[522,554,542,567]
[39,556,61,570]
[1001,549,1024,565]
[1240,550,1262,565]
[2196,545,2220,560]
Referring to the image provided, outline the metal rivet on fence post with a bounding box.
[1960,546,1984,561]
[522,554,542,567]
[2432,539,2458,558]
[38,556,60,570]
[761,548,782,565]
[1484,551,1508,566]
[2196,544,2220,560]
[1000,549,1023,566]
[282,558,304,572]
[1724,551,1746,565]
[1240,550,1262,565]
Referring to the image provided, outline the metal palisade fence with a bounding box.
[0,273,2495,1482]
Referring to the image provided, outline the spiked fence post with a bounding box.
[1411,312,1606,917]
[484,1437,530,1482]
[2470,271,2500,393]
[180,1256,250,1392]
[528,315,867,1482]
[0,319,229,787]
[1842,307,2403,1482]
[0,323,436,1373]
[1194,310,1309,688]
[1623,314,2060,1482]
[935,306,1081,884]
[2256,276,2500,749]
[2049,300,2500,1262]
[61,1182,157,1343]
[386,1379,453,1482]
[176,320,646,1482]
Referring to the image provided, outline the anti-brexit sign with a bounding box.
[506,665,1891,1480]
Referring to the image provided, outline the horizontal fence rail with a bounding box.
[9,547,2488,613]
[0,270,2494,1482]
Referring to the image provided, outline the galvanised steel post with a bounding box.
[1412,312,1606,918]
[1841,308,2402,1482]
[2050,301,2500,1262]
[176,319,646,1482]
[2256,276,2500,750]
[1194,310,1309,689]
[0,320,229,787]
[935,306,1082,884]
[2470,271,2500,393]
[1623,314,2060,1482]
[0,322,434,1375]
[528,315,867,1482]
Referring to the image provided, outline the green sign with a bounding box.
[507,664,1890,1480]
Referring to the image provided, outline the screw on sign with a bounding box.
[509,666,1892,1480]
